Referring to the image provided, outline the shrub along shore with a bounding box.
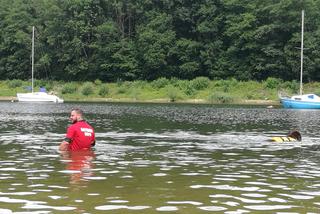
[2,77,319,105]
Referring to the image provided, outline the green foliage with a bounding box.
[61,82,78,94]
[264,77,282,89]
[214,79,238,92]
[94,79,102,85]
[151,78,170,89]
[169,77,180,85]
[7,79,23,88]
[132,80,147,89]
[116,79,123,86]
[0,1,319,83]
[42,82,54,92]
[34,79,47,88]
[172,79,188,89]
[281,80,299,93]
[184,84,196,96]
[166,86,180,102]
[130,89,140,100]
[169,79,195,96]
[137,13,176,79]
[174,39,201,79]
[122,81,133,90]
[117,86,127,94]
[1,78,319,104]
[190,77,210,90]
[98,85,109,97]
[81,82,94,96]
[208,92,234,104]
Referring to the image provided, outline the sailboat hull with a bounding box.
[280,94,320,109]
[17,92,64,103]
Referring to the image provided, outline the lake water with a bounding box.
[0,102,320,213]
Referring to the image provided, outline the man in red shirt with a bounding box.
[59,108,96,151]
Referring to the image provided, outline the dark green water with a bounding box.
[0,102,320,213]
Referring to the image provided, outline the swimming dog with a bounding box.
[271,130,302,142]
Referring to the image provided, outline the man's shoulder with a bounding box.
[77,120,94,129]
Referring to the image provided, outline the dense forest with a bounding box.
[1,0,320,82]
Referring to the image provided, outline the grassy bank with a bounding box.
[2,77,320,105]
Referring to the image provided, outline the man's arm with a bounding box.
[91,130,96,147]
[59,141,69,151]
[59,136,72,151]
[91,140,96,147]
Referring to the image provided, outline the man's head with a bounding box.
[70,108,83,123]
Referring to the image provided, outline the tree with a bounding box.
[0,0,34,79]
[136,12,176,80]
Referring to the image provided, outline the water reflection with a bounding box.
[60,150,96,185]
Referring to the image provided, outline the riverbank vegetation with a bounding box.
[2,1,320,104]
[1,1,320,84]
[3,78,320,104]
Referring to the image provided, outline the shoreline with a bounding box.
[2,96,280,106]
[0,96,16,101]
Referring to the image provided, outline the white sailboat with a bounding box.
[16,26,63,103]
[280,10,320,109]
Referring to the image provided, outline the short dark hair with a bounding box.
[71,108,83,116]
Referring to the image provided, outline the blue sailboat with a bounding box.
[281,94,320,109]
[280,10,320,109]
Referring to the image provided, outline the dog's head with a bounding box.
[288,130,301,141]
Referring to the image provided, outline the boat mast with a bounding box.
[299,10,304,95]
[31,26,35,93]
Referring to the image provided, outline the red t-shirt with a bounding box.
[65,120,95,151]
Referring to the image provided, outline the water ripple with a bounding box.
[0,103,320,213]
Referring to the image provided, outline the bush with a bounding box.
[184,83,196,96]
[117,81,132,93]
[166,86,180,102]
[265,77,282,89]
[123,81,133,88]
[61,82,78,94]
[132,80,147,89]
[214,79,237,92]
[130,89,140,100]
[98,85,109,97]
[117,86,127,94]
[81,82,94,96]
[151,77,170,89]
[94,79,102,85]
[116,78,123,86]
[169,79,196,96]
[190,77,210,90]
[208,92,234,104]
[245,93,254,100]
[282,80,299,93]
[7,79,23,88]
[42,82,53,92]
[174,80,188,90]
[170,77,179,85]
[34,79,47,87]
